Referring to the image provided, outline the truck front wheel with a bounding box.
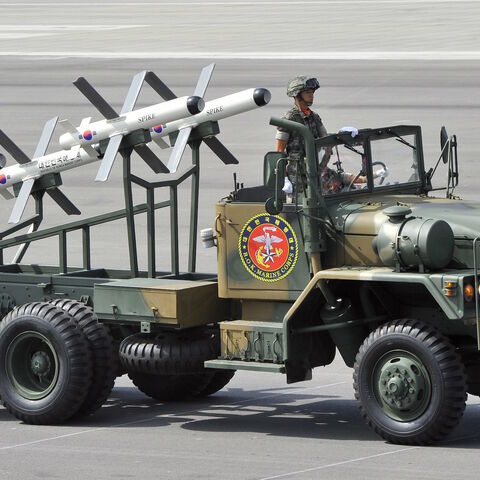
[353,319,467,445]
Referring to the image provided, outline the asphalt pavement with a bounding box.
[1,1,480,479]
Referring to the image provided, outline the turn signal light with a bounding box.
[464,283,475,302]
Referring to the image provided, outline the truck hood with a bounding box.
[333,195,480,238]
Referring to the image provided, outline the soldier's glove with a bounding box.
[339,126,358,138]
[375,166,389,178]
[282,176,293,194]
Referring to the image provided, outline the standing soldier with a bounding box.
[275,76,328,194]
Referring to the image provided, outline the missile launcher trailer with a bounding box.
[0,71,479,446]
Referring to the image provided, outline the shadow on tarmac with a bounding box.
[1,381,479,446]
[51,384,480,447]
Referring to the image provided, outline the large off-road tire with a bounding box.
[353,319,467,445]
[129,372,213,401]
[50,299,117,416]
[195,369,235,397]
[0,302,92,424]
[119,328,220,375]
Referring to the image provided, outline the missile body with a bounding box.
[59,95,204,149]
[0,147,98,192]
[149,88,271,141]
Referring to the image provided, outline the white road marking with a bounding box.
[257,446,419,479]
[0,381,346,451]
[0,1,479,5]
[0,25,147,30]
[1,51,480,60]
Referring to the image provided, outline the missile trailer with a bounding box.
[0,108,478,446]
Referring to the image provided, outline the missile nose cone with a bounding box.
[187,96,205,115]
[253,88,271,107]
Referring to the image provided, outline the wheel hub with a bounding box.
[374,350,431,421]
[30,351,51,376]
[6,331,59,400]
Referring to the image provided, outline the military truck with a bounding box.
[0,105,477,446]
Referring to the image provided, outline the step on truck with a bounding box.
[0,74,478,445]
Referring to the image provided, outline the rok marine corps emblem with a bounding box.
[239,213,298,282]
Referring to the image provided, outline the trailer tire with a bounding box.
[0,302,92,424]
[119,328,220,375]
[353,319,467,445]
[50,299,117,416]
[195,369,235,397]
[129,372,213,401]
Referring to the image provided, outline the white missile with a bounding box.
[155,88,271,173]
[0,117,97,224]
[59,96,204,151]
[0,147,97,197]
[58,65,216,182]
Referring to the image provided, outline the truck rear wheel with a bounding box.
[0,302,92,424]
[129,372,213,401]
[353,319,467,445]
[50,299,117,416]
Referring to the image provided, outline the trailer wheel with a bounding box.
[0,302,92,424]
[195,369,235,397]
[50,299,117,416]
[129,372,213,401]
[353,319,467,445]
[119,328,220,375]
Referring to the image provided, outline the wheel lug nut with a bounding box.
[409,388,415,394]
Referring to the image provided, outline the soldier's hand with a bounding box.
[282,176,293,194]
[339,126,359,138]
[375,166,389,178]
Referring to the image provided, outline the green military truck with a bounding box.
[0,108,477,446]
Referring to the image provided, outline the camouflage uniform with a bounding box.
[275,105,328,192]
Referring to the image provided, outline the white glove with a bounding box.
[282,176,293,194]
[375,166,389,178]
[339,126,358,138]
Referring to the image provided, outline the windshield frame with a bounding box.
[315,125,426,198]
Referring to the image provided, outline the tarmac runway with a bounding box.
[0,1,480,479]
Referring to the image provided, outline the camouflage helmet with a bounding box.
[287,76,320,97]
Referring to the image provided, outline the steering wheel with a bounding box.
[372,161,387,185]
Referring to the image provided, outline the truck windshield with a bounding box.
[320,141,368,195]
[370,132,420,189]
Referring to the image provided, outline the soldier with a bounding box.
[275,76,329,194]
[275,77,387,195]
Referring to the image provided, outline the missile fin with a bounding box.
[73,77,118,119]
[144,71,177,101]
[34,116,58,159]
[121,71,147,114]
[167,127,192,173]
[194,63,215,98]
[152,136,170,149]
[79,117,92,128]
[203,136,239,165]
[95,134,123,182]
[8,177,35,224]
[0,188,14,200]
[59,119,79,136]
[134,145,169,174]
[47,187,81,215]
[0,130,31,165]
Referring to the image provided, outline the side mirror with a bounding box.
[440,126,449,164]
[263,151,285,188]
[265,157,286,215]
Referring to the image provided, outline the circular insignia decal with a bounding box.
[238,213,298,282]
